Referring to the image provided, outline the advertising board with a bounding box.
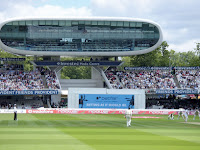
[78,94,134,109]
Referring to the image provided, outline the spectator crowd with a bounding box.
[0,66,60,90]
[176,70,200,89]
[106,69,200,90]
[106,70,177,89]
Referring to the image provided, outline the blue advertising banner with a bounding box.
[0,90,58,95]
[173,67,199,70]
[79,94,134,109]
[0,58,26,61]
[35,61,122,66]
[156,89,198,94]
[124,66,200,71]
[124,67,171,70]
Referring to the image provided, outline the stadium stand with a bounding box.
[45,70,60,89]
[105,68,200,110]
[0,70,44,90]
[105,71,123,89]
[106,70,177,89]
[0,65,60,90]
[0,96,44,109]
[146,94,199,110]
[176,70,200,89]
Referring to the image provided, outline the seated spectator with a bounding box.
[105,69,177,89]
[0,67,60,90]
[45,70,60,89]
[176,70,200,89]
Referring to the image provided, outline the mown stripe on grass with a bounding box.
[0,139,199,146]
[0,128,95,150]
[0,145,93,150]
[138,128,200,144]
[92,145,200,150]
[60,127,200,150]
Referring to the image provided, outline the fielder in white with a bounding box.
[183,109,189,122]
[168,114,174,120]
[178,109,184,120]
[125,107,132,127]
[193,109,200,120]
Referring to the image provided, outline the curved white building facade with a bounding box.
[0,17,163,56]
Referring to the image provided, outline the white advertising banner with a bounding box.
[0,109,26,113]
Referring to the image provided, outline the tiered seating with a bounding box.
[0,70,44,90]
[45,70,60,89]
[176,70,200,89]
[0,66,60,90]
[105,71,122,89]
[106,70,177,89]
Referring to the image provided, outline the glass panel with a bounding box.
[66,21,71,26]
[46,20,52,25]
[72,21,78,25]
[104,21,110,26]
[79,21,84,24]
[130,22,136,27]
[6,22,12,25]
[39,20,45,25]
[85,21,91,25]
[111,21,117,26]
[59,20,65,26]
[12,21,19,25]
[91,21,97,25]
[98,21,104,25]
[52,20,59,25]
[149,24,154,27]
[155,34,159,38]
[154,27,159,33]
[26,21,32,25]
[117,22,123,26]
[136,22,142,27]
[19,21,25,25]
[149,34,154,38]
[33,20,38,25]
[124,22,129,27]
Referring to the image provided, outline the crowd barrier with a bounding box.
[0,108,196,115]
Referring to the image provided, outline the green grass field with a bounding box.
[0,114,200,150]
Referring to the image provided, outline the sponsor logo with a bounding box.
[26,109,54,114]
[22,109,194,115]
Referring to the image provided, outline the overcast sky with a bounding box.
[0,0,199,53]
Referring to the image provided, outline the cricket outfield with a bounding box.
[0,114,200,150]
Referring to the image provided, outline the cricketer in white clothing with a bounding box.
[178,109,184,120]
[183,109,189,122]
[193,109,200,120]
[13,104,17,121]
[125,108,132,127]
[168,114,174,120]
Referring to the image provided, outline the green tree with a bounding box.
[171,51,199,67]
[60,57,91,79]
[61,66,91,79]
[124,41,200,67]
[0,49,33,71]
[117,57,131,70]
[130,41,169,67]
[194,42,200,60]
[157,41,170,67]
